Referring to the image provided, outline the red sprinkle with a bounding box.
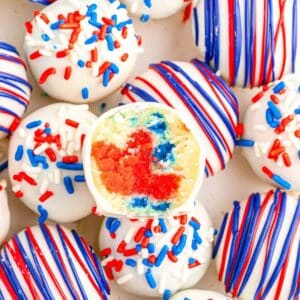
[29,50,42,60]
[45,148,57,162]
[64,66,72,80]
[39,68,56,84]
[65,119,79,128]
[62,156,79,163]
[39,190,54,202]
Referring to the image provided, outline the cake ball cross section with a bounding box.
[83,102,206,217]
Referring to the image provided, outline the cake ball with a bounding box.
[192,0,300,87]
[0,224,110,299]
[99,203,214,298]
[120,0,196,21]
[170,289,231,300]
[240,75,300,191]
[9,103,97,223]
[121,59,239,177]
[83,102,205,217]
[24,0,141,103]
[0,180,10,245]
[0,41,31,140]
[213,189,300,300]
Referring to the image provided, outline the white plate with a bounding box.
[0,1,274,299]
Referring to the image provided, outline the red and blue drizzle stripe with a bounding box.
[213,189,300,299]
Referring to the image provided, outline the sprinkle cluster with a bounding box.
[25,0,141,100]
[100,213,215,299]
[10,104,95,222]
[238,76,300,190]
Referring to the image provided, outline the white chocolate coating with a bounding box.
[242,74,300,191]
[170,289,231,300]
[0,224,110,299]
[0,41,31,139]
[99,203,214,298]
[121,0,194,20]
[121,60,239,177]
[24,0,141,103]
[192,0,300,87]
[0,180,10,245]
[214,190,300,300]
[8,103,96,223]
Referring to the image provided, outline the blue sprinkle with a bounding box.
[77,60,85,68]
[116,20,133,30]
[188,220,200,230]
[147,243,155,253]
[155,245,168,267]
[151,202,170,211]
[131,197,148,208]
[41,34,50,42]
[153,142,175,163]
[106,35,114,51]
[268,101,281,119]
[163,289,171,300]
[294,108,300,114]
[64,176,74,194]
[44,127,51,135]
[172,234,187,256]
[147,121,166,135]
[26,120,42,129]
[145,269,156,289]
[272,175,291,190]
[103,69,110,87]
[144,0,152,8]
[85,34,98,45]
[50,20,64,30]
[74,175,86,182]
[56,162,83,171]
[188,257,196,264]
[144,230,153,238]
[125,259,137,267]
[38,205,48,224]
[158,218,168,233]
[135,244,142,252]
[142,258,153,267]
[15,145,24,161]
[235,139,255,147]
[27,149,38,167]
[105,217,120,233]
[82,87,89,100]
[193,230,202,244]
[86,3,98,16]
[140,14,150,22]
[273,81,286,94]
[110,63,119,74]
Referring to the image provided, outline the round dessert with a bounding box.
[8,103,97,223]
[213,189,300,300]
[99,203,214,298]
[240,75,300,191]
[192,0,300,87]
[121,59,239,177]
[0,180,10,245]
[170,289,231,300]
[83,102,205,217]
[0,41,31,140]
[120,0,196,21]
[0,224,110,299]
[24,0,141,103]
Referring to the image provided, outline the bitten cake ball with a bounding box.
[0,224,110,299]
[213,189,300,300]
[0,180,10,245]
[99,203,214,298]
[170,289,231,300]
[122,59,239,177]
[24,0,141,103]
[8,103,97,223]
[240,75,300,191]
[192,0,300,87]
[83,102,205,217]
[0,41,31,140]
[120,0,196,21]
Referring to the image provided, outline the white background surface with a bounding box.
[0,1,275,299]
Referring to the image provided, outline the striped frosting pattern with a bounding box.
[213,189,300,299]
[121,59,239,177]
[192,0,300,87]
[0,41,31,139]
[0,224,110,300]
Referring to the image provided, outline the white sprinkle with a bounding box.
[116,273,133,285]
